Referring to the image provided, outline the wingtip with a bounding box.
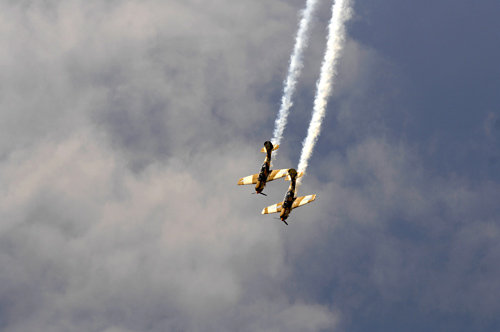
[237,178,244,185]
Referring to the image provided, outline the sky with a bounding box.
[0,0,499,331]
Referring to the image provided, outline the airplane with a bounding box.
[261,169,316,225]
[237,141,290,196]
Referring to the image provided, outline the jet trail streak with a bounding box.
[272,0,320,149]
[297,0,352,180]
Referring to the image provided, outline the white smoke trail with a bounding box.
[271,0,320,148]
[297,0,352,180]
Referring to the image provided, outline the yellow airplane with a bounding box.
[261,169,316,225]
[237,141,290,196]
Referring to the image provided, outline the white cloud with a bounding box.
[0,127,340,331]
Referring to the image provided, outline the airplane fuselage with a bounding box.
[279,170,298,223]
[255,143,273,194]
[279,200,293,224]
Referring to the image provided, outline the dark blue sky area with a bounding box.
[349,0,500,180]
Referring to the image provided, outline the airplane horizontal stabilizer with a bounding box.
[291,194,316,209]
[260,144,280,153]
[285,171,304,181]
[262,202,283,214]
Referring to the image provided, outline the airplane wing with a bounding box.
[266,169,289,182]
[261,202,283,214]
[291,194,316,210]
[260,144,279,153]
[237,173,259,185]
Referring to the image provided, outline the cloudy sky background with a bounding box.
[1,0,499,331]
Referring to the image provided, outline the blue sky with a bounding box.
[0,0,499,331]
[350,0,500,180]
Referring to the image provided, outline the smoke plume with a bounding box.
[271,0,320,149]
[297,0,352,180]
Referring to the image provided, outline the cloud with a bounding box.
[0,0,343,330]
[0,128,340,331]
